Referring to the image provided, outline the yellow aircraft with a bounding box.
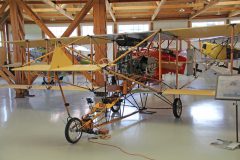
[1,24,239,143]
[201,41,240,60]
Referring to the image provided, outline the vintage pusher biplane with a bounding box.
[1,24,240,143]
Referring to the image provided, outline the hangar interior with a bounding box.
[1,0,240,160]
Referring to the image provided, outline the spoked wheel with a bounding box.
[172,98,182,118]
[65,117,83,144]
[111,105,121,113]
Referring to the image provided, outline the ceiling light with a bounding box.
[179,8,185,12]
[216,11,221,15]
[216,9,221,15]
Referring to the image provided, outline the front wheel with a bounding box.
[65,117,82,144]
[172,98,182,118]
[111,105,121,112]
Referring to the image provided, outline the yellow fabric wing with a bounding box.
[163,89,215,96]
[5,36,111,48]
[12,47,107,72]
[13,65,51,71]
[13,64,105,72]
[51,64,105,71]
[163,24,240,39]
[0,84,90,91]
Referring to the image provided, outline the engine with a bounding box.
[116,48,187,80]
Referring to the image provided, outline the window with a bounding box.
[81,25,113,36]
[46,26,77,38]
[192,21,225,27]
[231,20,240,24]
[118,24,149,33]
[81,25,94,36]
[107,25,113,34]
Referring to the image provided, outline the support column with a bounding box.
[113,22,118,60]
[176,39,179,89]
[9,0,26,97]
[5,23,11,64]
[113,22,117,34]
[230,24,235,75]
[158,32,162,82]
[77,25,81,36]
[41,30,45,39]
[0,28,6,66]
[150,21,154,31]
[226,19,230,25]
[1,23,7,55]
[187,20,191,49]
[93,0,107,86]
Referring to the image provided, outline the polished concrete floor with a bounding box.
[0,70,240,160]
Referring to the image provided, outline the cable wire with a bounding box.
[88,138,156,160]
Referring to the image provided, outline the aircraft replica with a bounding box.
[200,41,240,73]
[0,24,240,143]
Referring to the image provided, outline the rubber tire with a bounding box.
[42,77,54,85]
[111,105,121,113]
[65,117,82,144]
[172,98,182,118]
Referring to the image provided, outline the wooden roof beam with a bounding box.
[189,0,219,19]
[62,0,94,37]
[217,1,240,6]
[229,10,240,18]
[16,0,55,38]
[0,0,158,4]
[0,0,9,15]
[42,0,74,20]
[5,0,240,5]
[151,0,166,21]
[0,9,9,26]
[105,0,116,22]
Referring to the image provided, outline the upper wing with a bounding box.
[13,65,50,71]
[0,84,93,91]
[4,36,112,48]
[3,24,240,48]
[163,24,240,39]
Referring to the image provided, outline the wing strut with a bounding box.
[55,72,71,118]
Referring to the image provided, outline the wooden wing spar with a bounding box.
[162,89,215,96]
[0,84,90,91]
[132,88,215,96]
[13,47,108,72]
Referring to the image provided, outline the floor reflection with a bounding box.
[0,99,8,124]
[190,100,224,124]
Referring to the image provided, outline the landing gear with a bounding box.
[42,76,63,85]
[110,99,122,112]
[65,117,83,144]
[172,98,182,118]
[111,105,120,112]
